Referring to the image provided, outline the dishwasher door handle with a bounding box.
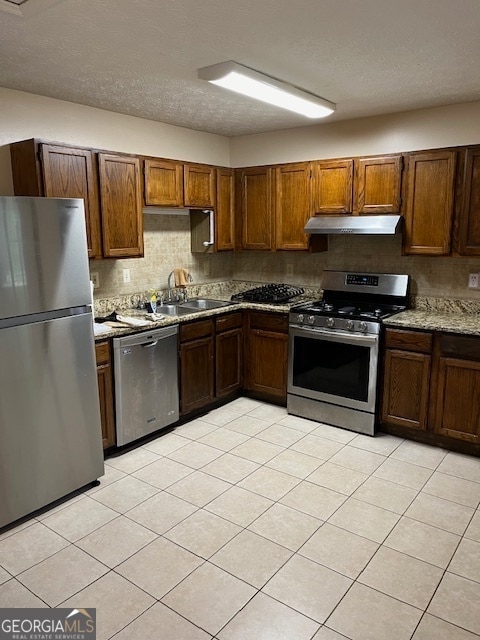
[140,340,159,348]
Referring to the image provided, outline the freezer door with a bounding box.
[0,312,104,528]
[0,197,91,320]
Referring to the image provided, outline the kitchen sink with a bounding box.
[179,298,233,311]
[154,304,196,316]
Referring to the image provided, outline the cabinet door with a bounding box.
[95,342,115,449]
[216,168,235,251]
[403,151,456,255]
[184,163,215,208]
[180,337,215,414]
[381,349,431,431]
[144,158,183,206]
[275,163,311,250]
[434,356,480,443]
[353,155,402,214]
[312,159,353,214]
[456,147,480,255]
[239,167,274,250]
[216,328,243,397]
[41,144,102,259]
[98,153,144,258]
[245,329,288,401]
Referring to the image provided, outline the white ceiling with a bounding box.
[1,0,480,136]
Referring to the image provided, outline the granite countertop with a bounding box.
[384,310,480,336]
[93,297,311,341]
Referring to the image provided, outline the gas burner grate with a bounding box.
[231,284,305,304]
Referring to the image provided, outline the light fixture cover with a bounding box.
[198,61,335,119]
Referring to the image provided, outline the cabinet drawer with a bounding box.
[441,334,480,361]
[248,312,288,333]
[216,312,243,333]
[385,328,432,353]
[180,319,215,342]
[95,340,111,365]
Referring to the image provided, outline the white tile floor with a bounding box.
[1,398,480,639]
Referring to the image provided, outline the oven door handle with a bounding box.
[289,324,379,345]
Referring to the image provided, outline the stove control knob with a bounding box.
[326,317,335,328]
[359,321,368,332]
[307,315,316,325]
[297,314,304,323]
[346,320,354,330]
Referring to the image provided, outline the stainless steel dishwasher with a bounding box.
[113,325,179,446]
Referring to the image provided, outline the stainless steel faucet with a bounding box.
[167,271,175,302]
[167,270,192,302]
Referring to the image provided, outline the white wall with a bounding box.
[0,88,231,195]
[230,101,480,166]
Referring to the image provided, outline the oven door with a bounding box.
[288,324,379,413]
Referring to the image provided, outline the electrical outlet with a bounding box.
[468,273,479,289]
[286,264,294,276]
[122,268,131,284]
[90,271,100,289]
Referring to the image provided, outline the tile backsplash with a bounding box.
[89,213,234,298]
[90,216,480,305]
[233,235,480,302]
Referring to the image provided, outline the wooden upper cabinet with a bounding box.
[183,163,215,208]
[238,167,274,250]
[98,153,144,258]
[41,144,102,259]
[275,163,312,250]
[144,158,183,207]
[403,150,457,255]
[216,168,235,251]
[353,155,402,214]
[10,140,102,259]
[455,147,480,255]
[312,159,353,214]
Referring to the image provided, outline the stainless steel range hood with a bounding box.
[304,215,403,235]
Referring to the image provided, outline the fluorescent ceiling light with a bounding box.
[198,61,335,119]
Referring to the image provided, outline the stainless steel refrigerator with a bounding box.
[0,196,104,529]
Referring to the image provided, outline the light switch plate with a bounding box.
[90,271,100,289]
[123,268,131,283]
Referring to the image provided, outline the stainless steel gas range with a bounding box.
[287,271,409,436]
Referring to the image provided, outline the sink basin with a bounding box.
[154,304,196,316]
[179,298,232,311]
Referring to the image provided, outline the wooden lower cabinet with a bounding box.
[179,320,215,414]
[244,312,288,402]
[433,333,480,444]
[381,327,480,453]
[435,356,480,443]
[381,349,431,431]
[180,314,243,414]
[216,313,243,397]
[95,341,116,449]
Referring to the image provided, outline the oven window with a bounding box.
[292,335,370,402]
